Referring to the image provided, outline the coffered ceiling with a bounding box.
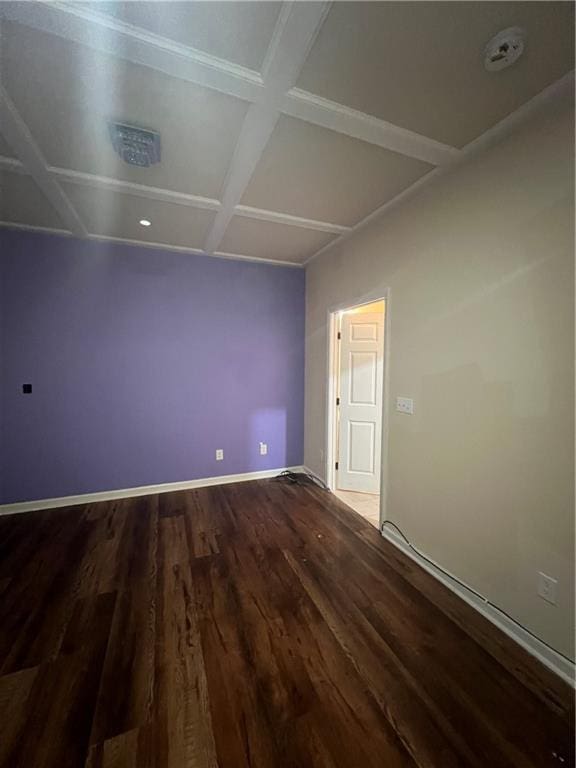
[0,1,574,266]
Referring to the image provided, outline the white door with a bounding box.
[337,310,384,493]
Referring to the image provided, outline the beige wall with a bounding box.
[304,98,575,659]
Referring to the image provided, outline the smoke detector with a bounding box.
[109,122,161,167]
[484,27,526,72]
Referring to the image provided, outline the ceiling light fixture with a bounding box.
[484,27,526,72]
[139,219,151,227]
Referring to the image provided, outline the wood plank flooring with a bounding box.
[0,479,573,768]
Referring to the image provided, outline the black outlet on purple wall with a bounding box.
[22,384,32,394]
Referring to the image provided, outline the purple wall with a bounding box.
[0,229,305,504]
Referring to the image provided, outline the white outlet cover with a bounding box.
[215,449,224,461]
[537,572,558,605]
[396,397,414,415]
[259,442,268,455]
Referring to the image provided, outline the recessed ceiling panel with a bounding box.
[62,183,214,249]
[297,2,575,147]
[89,1,283,71]
[2,21,249,198]
[220,216,337,264]
[0,171,65,230]
[241,116,432,226]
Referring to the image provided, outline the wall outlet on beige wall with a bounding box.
[537,572,558,605]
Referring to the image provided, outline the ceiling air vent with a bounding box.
[109,122,161,167]
[484,27,526,72]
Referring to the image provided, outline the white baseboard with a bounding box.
[380,526,575,688]
[0,466,304,516]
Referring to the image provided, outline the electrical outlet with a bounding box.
[215,449,224,461]
[537,572,558,605]
[259,442,268,456]
[396,397,414,415]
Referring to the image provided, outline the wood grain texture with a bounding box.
[0,480,573,767]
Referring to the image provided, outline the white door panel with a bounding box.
[337,311,384,494]
[348,420,375,473]
[350,351,377,404]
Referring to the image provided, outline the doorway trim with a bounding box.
[325,288,391,529]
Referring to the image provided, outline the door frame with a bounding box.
[325,289,391,530]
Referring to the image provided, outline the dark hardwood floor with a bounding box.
[0,479,573,767]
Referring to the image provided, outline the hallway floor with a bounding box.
[333,489,380,528]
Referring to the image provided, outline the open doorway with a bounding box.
[327,299,386,528]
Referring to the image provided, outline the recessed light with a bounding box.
[139,219,151,227]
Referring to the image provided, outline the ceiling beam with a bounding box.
[203,2,332,254]
[0,156,26,174]
[0,155,349,236]
[0,85,87,237]
[283,89,459,166]
[0,1,264,104]
[50,168,222,212]
[234,204,349,235]
[1,3,571,268]
[212,250,303,269]
[0,0,459,166]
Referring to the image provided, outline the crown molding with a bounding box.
[212,250,303,269]
[0,221,72,238]
[457,68,575,158]
[304,69,576,266]
[0,221,304,269]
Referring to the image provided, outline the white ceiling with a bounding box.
[80,1,284,71]
[0,1,574,266]
[297,2,576,148]
[2,21,249,198]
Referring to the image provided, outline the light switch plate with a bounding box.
[396,397,414,414]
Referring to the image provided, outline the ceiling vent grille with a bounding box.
[109,122,161,167]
